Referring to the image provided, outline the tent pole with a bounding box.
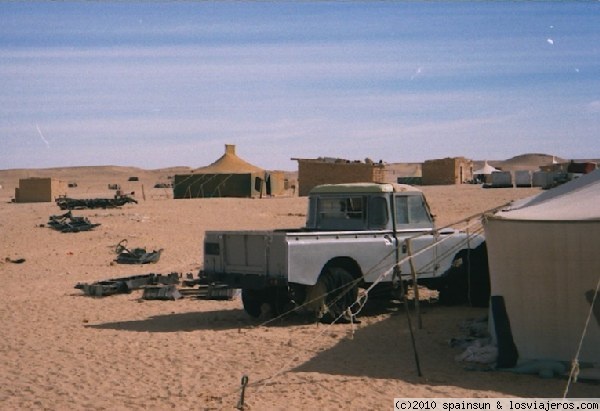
[406,238,422,329]
[391,194,423,377]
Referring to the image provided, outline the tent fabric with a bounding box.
[193,150,263,174]
[492,169,600,221]
[484,218,600,363]
[473,161,499,175]
[484,168,600,364]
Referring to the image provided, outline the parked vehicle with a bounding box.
[203,183,489,322]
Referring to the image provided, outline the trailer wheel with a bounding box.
[317,266,358,324]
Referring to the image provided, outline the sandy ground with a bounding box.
[0,169,597,410]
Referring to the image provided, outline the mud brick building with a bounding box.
[422,157,473,185]
[293,158,386,196]
[15,177,67,203]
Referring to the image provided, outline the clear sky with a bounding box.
[1,2,599,171]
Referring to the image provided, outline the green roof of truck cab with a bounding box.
[309,182,422,194]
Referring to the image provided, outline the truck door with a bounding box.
[394,193,438,277]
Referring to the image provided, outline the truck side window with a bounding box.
[395,196,409,224]
[368,196,388,228]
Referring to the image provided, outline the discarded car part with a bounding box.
[179,272,238,300]
[153,182,172,188]
[181,274,210,288]
[142,284,182,300]
[5,257,26,264]
[207,283,239,300]
[108,184,121,190]
[177,284,238,300]
[75,272,179,297]
[115,247,163,264]
[48,211,100,233]
[114,240,162,264]
[78,281,129,297]
[56,194,137,210]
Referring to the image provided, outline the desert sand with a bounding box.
[0,166,597,410]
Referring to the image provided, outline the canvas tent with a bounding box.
[483,169,600,366]
[473,161,499,184]
[173,144,284,199]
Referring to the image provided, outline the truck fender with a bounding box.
[322,257,362,280]
[301,257,362,323]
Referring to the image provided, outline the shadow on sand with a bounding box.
[86,308,253,332]
[291,302,599,397]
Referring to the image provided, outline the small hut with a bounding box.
[422,157,473,185]
[15,177,67,203]
[293,157,386,197]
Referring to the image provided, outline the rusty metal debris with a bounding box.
[180,272,239,300]
[114,239,162,264]
[5,257,26,264]
[75,271,238,300]
[75,272,180,297]
[142,284,182,300]
[48,211,101,233]
[56,193,137,210]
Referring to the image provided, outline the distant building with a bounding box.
[541,160,597,175]
[293,157,385,196]
[422,157,473,185]
[15,177,67,203]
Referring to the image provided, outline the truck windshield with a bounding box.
[395,194,432,228]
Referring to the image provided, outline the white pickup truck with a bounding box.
[203,183,489,321]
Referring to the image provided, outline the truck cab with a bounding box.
[305,183,434,232]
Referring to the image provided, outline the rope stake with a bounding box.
[236,375,249,410]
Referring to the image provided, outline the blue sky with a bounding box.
[1,2,599,171]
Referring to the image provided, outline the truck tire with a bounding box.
[241,287,291,319]
[241,288,263,318]
[318,266,358,324]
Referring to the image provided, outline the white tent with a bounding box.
[483,169,600,365]
[473,160,499,176]
[473,161,500,184]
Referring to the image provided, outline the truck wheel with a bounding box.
[264,286,292,317]
[241,288,263,318]
[318,266,358,324]
[242,287,291,319]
